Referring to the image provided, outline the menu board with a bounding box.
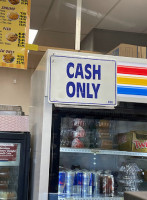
[0,0,31,69]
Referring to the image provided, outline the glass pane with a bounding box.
[0,143,20,200]
[56,103,147,198]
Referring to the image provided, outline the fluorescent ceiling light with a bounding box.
[65,3,102,18]
[29,29,38,44]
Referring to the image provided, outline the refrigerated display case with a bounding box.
[30,49,147,200]
[48,103,147,200]
[0,132,30,200]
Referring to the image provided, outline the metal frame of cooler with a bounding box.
[48,193,124,200]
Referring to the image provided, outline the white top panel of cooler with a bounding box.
[34,49,147,104]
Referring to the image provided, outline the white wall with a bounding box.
[0,67,34,115]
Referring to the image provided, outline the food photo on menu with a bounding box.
[7,12,19,20]
[6,33,18,42]
[8,0,20,5]
[3,53,15,63]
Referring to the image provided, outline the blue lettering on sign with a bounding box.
[77,82,85,98]
[85,64,92,79]
[75,63,84,79]
[67,62,74,78]
[93,65,101,80]
[66,82,75,97]
[92,83,100,99]
[87,83,93,98]
[66,62,101,99]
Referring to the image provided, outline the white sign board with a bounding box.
[48,54,117,106]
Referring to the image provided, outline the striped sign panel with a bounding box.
[117,62,147,97]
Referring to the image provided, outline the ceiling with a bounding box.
[28,0,147,69]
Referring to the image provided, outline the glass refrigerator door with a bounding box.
[0,143,20,200]
[49,102,147,200]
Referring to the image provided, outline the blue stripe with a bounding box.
[117,85,147,96]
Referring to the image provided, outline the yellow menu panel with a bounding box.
[0,0,31,69]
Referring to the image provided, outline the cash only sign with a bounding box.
[0,0,31,69]
[48,51,117,107]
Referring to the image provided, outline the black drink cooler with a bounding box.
[0,132,30,200]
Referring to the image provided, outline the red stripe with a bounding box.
[117,65,147,76]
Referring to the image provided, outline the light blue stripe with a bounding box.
[117,85,147,96]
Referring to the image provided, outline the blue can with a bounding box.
[76,171,83,197]
[66,171,76,197]
[58,171,66,197]
[82,171,92,197]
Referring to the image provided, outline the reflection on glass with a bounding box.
[58,116,147,198]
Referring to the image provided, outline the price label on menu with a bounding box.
[0,0,31,69]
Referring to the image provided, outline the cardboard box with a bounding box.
[124,192,147,200]
[118,131,147,152]
[108,43,147,58]
[144,170,147,181]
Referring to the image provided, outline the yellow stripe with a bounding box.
[117,75,147,86]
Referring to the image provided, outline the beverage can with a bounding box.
[58,171,66,197]
[100,174,104,194]
[97,170,103,174]
[71,165,81,170]
[73,118,86,127]
[66,171,76,197]
[92,171,101,197]
[73,126,86,138]
[72,138,84,148]
[102,175,108,196]
[82,171,92,197]
[76,170,83,197]
[105,170,111,175]
[108,175,114,197]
